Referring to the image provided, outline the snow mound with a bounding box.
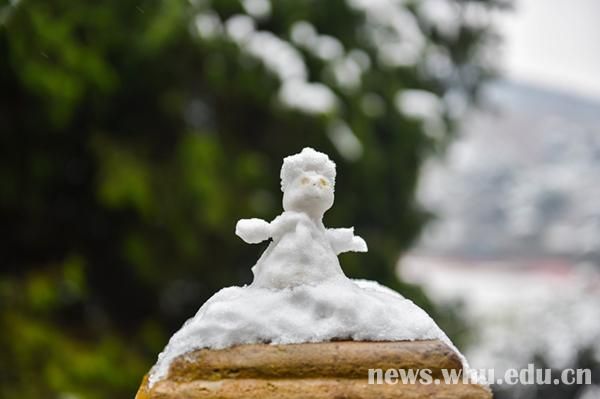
[148,278,463,386]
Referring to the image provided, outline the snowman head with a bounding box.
[281,148,336,217]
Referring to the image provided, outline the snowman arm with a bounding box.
[326,227,368,255]
[235,218,272,244]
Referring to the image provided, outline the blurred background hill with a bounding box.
[418,80,600,261]
[404,79,600,399]
[402,1,600,396]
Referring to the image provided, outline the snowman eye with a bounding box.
[319,178,329,187]
[301,177,310,185]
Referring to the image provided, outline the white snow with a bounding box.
[347,0,425,67]
[192,15,343,116]
[395,89,443,120]
[290,21,345,61]
[278,80,338,114]
[148,278,462,386]
[244,32,306,82]
[225,15,255,43]
[348,49,371,72]
[329,57,362,91]
[417,0,460,40]
[194,12,223,39]
[242,0,271,19]
[327,120,363,161]
[148,148,470,387]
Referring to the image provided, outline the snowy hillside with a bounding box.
[418,80,600,261]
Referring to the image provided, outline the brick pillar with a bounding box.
[136,340,492,398]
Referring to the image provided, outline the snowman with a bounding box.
[236,147,367,289]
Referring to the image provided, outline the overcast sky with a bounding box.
[496,0,600,100]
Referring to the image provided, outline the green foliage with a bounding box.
[0,0,500,397]
[0,256,150,398]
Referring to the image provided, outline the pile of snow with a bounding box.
[148,278,461,386]
[148,148,469,386]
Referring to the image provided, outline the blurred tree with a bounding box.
[0,0,503,397]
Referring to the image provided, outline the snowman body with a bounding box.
[235,148,367,289]
[251,211,345,288]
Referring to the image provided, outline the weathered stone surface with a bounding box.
[137,340,492,399]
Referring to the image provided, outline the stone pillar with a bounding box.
[136,340,492,398]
